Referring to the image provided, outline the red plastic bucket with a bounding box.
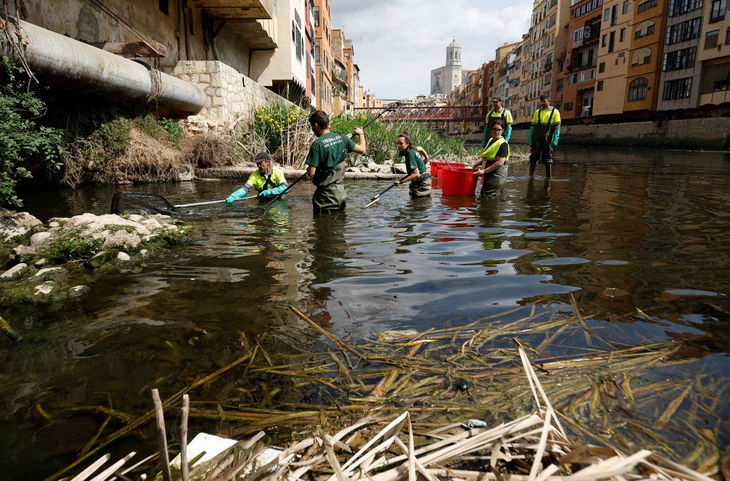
[430,161,441,177]
[441,167,478,196]
[435,162,464,178]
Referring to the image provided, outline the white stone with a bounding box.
[1,263,27,279]
[117,252,131,261]
[34,282,54,295]
[29,232,53,247]
[34,267,62,277]
[103,231,141,250]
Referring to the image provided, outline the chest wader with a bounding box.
[257,175,278,202]
[480,138,510,197]
[409,172,432,197]
[529,109,555,178]
[312,160,347,214]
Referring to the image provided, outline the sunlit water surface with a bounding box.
[2,148,730,478]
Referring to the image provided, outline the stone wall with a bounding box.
[509,117,730,142]
[166,60,292,130]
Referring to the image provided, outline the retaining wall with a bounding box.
[508,116,730,142]
[166,60,291,131]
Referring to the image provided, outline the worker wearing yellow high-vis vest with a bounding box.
[481,96,513,148]
[528,95,561,179]
[473,119,510,197]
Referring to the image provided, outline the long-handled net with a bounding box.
[111,192,176,215]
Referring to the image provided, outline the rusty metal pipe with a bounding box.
[1,18,204,116]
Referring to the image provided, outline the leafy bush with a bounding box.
[330,114,469,164]
[0,57,66,209]
[159,118,184,147]
[253,102,303,153]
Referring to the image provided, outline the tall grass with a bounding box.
[330,113,472,165]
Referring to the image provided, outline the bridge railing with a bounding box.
[354,105,489,123]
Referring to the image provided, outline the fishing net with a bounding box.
[111,192,176,216]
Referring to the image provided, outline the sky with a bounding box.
[331,0,534,100]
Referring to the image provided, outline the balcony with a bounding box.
[226,17,278,48]
[190,0,273,19]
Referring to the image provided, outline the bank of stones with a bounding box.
[0,211,189,306]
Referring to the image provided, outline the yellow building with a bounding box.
[594,0,633,115]
[623,0,668,112]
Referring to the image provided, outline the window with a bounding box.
[545,73,552,85]
[623,0,630,13]
[628,77,648,101]
[710,0,727,22]
[726,27,730,45]
[564,102,574,111]
[637,0,658,12]
[597,80,604,90]
[666,19,701,44]
[663,47,697,71]
[556,78,564,92]
[663,78,692,99]
[669,0,703,16]
[313,6,320,27]
[609,31,616,52]
[611,4,618,24]
[602,34,607,47]
[159,0,169,15]
[314,41,321,62]
[599,61,606,73]
[632,47,652,65]
[621,28,626,41]
[635,20,656,39]
[604,7,610,20]
[705,29,720,49]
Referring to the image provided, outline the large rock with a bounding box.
[1,263,28,280]
[0,211,42,243]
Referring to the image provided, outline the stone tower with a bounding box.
[431,38,463,95]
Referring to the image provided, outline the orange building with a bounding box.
[561,0,603,119]
[313,0,333,113]
[623,0,668,112]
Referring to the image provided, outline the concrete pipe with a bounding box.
[0,17,205,116]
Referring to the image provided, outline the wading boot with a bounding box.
[545,163,552,179]
[529,162,536,177]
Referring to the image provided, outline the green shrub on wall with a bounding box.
[0,57,66,209]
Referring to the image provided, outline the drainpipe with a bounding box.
[0,17,204,116]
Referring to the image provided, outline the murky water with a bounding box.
[2,148,730,478]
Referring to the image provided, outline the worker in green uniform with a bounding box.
[226,152,288,203]
[528,95,561,179]
[393,131,431,197]
[305,110,366,214]
[473,119,510,197]
[481,96,513,148]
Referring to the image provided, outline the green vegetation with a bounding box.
[331,113,476,164]
[253,102,302,153]
[0,57,66,209]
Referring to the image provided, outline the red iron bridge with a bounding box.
[354,105,488,123]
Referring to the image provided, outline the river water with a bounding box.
[2,148,730,478]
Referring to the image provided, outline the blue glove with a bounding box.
[527,126,534,146]
[551,129,560,148]
[226,187,247,204]
[504,125,512,142]
[258,184,288,198]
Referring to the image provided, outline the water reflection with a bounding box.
[3,150,730,477]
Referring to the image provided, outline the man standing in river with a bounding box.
[306,110,366,214]
[482,96,513,148]
[528,95,561,179]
